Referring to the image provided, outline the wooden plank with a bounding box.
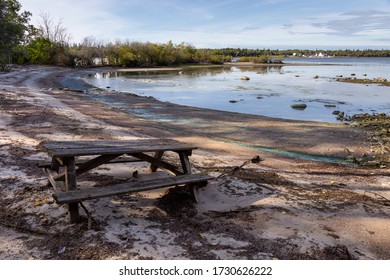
[178,150,201,203]
[39,139,197,157]
[75,154,122,176]
[53,174,213,204]
[38,156,143,168]
[41,138,183,148]
[47,144,196,157]
[47,154,124,182]
[150,151,164,172]
[44,168,66,192]
[40,139,196,153]
[130,152,183,176]
[178,151,192,174]
[63,156,79,223]
[50,157,61,172]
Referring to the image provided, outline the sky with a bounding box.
[18,0,390,49]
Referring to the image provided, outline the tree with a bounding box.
[37,12,71,45]
[0,0,32,64]
[70,36,107,66]
[24,13,74,65]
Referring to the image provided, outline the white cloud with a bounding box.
[18,0,390,48]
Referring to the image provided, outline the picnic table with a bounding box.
[38,139,213,223]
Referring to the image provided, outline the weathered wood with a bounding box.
[39,139,197,157]
[63,156,79,223]
[75,154,122,176]
[40,139,185,150]
[131,152,183,176]
[53,174,213,204]
[50,157,61,172]
[38,156,142,168]
[150,151,164,172]
[47,145,196,157]
[44,168,66,192]
[43,154,130,182]
[178,151,192,174]
[178,151,202,203]
[40,138,210,223]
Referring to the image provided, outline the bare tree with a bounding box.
[37,12,71,45]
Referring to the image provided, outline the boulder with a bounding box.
[291,103,307,110]
[241,76,250,80]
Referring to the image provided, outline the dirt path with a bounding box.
[0,65,389,260]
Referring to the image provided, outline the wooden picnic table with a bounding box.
[38,139,212,223]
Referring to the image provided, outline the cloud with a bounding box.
[18,0,390,48]
[312,10,390,36]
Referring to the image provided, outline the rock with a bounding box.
[372,77,388,83]
[241,76,250,80]
[313,75,319,79]
[324,104,337,108]
[291,103,307,110]
[351,73,356,76]
[332,110,341,115]
[336,111,345,120]
[229,100,238,103]
[251,156,263,163]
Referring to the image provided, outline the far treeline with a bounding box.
[1,0,390,69]
[214,48,390,58]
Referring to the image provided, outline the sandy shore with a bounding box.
[0,65,389,260]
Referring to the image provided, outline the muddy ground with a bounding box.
[0,65,389,260]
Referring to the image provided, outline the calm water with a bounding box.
[86,57,390,123]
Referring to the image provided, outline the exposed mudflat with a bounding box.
[0,65,389,260]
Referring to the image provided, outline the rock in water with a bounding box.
[291,103,307,110]
[241,76,250,80]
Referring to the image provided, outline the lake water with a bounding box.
[86,57,390,123]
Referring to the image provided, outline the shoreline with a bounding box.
[0,65,389,260]
[80,60,390,125]
[78,66,390,165]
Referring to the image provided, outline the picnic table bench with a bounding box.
[38,139,213,223]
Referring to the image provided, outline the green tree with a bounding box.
[0,0,32,65]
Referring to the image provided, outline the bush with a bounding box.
[237,55,269,63]
[236,56,251,62]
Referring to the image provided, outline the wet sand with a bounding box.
[0,65,389,260]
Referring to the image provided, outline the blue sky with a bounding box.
[19,0,390,49]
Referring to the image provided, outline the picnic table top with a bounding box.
[39,139,197,157]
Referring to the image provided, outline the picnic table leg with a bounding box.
[178,151,199,203]
[63,156,79,223]
[45,156,63,188]
[51,157,61,172]
[150,151,164,172]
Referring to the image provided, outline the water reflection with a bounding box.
[86,63,390,123]
[91,65,285,79]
